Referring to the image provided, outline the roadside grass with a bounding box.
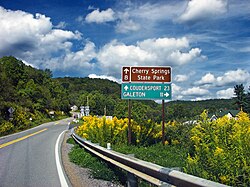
[67,138,187,186]
[68,140,121,183]
[112,143,187,169]
[66,137,77,145]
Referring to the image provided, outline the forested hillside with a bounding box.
[0,56,70,135]
[0,56,238,136]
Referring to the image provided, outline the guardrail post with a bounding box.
[127,172,138,187]
[127,154,138,187]
[107,143,111,150]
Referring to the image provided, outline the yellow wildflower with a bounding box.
[214,147,224,157]
[172,139,180,145]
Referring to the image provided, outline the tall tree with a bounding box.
[234,84,247,110]
[245,86,250,113]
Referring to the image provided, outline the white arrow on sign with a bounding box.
[124,68,129,74]
[164,92,169,97]
[124,85,129,91]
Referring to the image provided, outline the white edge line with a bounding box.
[55,130,69,187]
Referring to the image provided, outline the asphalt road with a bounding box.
[0,118,72,187]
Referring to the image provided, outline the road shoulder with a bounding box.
[61,131,122,187]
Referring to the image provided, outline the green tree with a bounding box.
[234,84,247,110]
[246,86,250,113]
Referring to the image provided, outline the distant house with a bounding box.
[71,105,78,111]
[210,110,240,121]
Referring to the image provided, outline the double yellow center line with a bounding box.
[0,128,47,149]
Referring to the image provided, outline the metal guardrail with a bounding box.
[71,129,229,187]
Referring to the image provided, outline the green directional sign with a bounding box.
[121,83,172,100]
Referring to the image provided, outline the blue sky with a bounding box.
[0,0,250,101]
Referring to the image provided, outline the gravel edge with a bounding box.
[61,131,123,187]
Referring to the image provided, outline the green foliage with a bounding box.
[68,145,119,182]
[234,84,247,110]
[166,99,237,122]
[0,121,14,136]
[66,137,77,145]
[113,143,187,168]
[185,110,250,186]
[75,111,249,186]
[164,120,195,148]
[0,56,70,136]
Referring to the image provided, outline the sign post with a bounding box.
[8,107,15,121]
[121,66,172,145]
[128,99,132,144]
[162,100,165,145]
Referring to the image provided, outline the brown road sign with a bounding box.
[122,66,171,82]
[122,67,131,82]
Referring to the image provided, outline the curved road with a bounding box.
[0,118,72,187]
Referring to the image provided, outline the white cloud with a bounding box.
[139,37,189,52]
[216,69,250,86]
[88,74,120,83]
[0,7,51,55]
[0,6,85,71]
[195,69,250,87]
[54,21,67,29]
[97,37,204,76]
[195,73,216,85]
[178,0,228,23]
[132,2,186,22]
[216,88,234,99]
[85,8,116,23]
[76,16,84,23]
[97,40,154,76]
[138,37,204,66]
[172,83,183,100]
[168,48,203,65]
[84,2,186,34]
[60,41,96,69]
[182,86,209,96]
[114,2,185,33]
[115,18,140,33]
[174,75,188,82]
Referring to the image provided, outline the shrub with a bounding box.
[76,116,128,146]
[185,110,250,186]
[0,121,14,136]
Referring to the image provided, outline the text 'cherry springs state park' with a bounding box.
[121,67,172,100]
[122,67,171,82]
